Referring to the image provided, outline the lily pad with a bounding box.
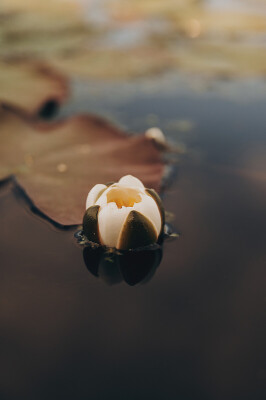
[0,61,68,117]
[0,109,164,226]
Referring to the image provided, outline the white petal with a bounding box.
[145,127,166,146]
[97,203,131,248]
[86,184,107,209]
[133,194,161,236]
[95,186,112,207]
[118,175,144,189]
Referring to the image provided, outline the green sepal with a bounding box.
[145,188,165,238]
[83,205,101,244]
[118,210,157,250]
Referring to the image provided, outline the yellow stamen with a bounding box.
[107,187,141,208]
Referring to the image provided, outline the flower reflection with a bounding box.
[82,243,163,286]
[76,220,176,286]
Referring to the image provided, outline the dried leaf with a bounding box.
[0,110,164,226]
[0,61,68,117]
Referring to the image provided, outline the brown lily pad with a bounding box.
[0,61,68,117]
[0,109,164,226]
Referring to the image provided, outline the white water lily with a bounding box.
[83,175,165,250]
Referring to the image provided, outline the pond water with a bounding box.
[0,71,266,400]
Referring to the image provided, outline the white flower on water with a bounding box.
[83,175,164,250]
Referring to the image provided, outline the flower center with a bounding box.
[107,187,141,208]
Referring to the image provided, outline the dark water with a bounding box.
[0,81,266,400]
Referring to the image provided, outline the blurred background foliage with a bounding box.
[0,0,266,80]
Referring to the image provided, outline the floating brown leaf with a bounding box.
[0,109,164,226]
[0,61,68,117]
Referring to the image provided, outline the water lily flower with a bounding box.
[83,175,165,250]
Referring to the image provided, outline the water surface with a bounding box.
[0,79,266,400]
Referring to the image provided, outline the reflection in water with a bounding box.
[83,243,163,286]
[0,92,266,399]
